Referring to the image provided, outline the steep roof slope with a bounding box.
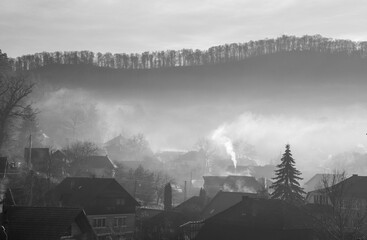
[3,206,96,240]
[201,191,263,219]
[49,177,139,214]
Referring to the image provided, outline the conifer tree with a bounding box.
[164,183,172,211]
[270,144,305,204]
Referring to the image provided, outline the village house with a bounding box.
[48,177,140,240]
[306,174,367,206]
[141,189,208,240]
[303,173,341,193]
[24,147,51,173]
[195,197,318,240]
[178,190,266,240]
[73,155,117,178]
[50,149,69,178]
[0,206,97,240]
[305,174,367,239]
[203,175,264,198]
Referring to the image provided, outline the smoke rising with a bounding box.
[32,85,367,179]
[209,108,367,174]
[211,126,237,169]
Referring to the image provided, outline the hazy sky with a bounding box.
[1,0,367,57]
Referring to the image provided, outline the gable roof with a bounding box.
[203,175,263,193]
[51,150,67,159]
[310,175,367,199]
[175,196,203,211]
[50,177,139,214]
[204,198,315,230]
[176,151,205,162]
[81,155,117,169]
[201,191,263,219]
[24,148,50,171]
[2,206,96,240]
[303,173,341,192]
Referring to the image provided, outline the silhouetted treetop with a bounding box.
[10,35,367,71]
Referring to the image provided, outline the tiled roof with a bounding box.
[50,177,139,214]
[201,191,262,219]
[203,175,263,191]
[311,175,367,199]
[24,148,50,162]
[204,198,315,230]
[2,206,96,240]
[81,155,117,169]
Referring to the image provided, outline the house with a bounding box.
[306,174,367,205]
[50,150,69,178]
[135,207,164,240]
[303,173,341,193]
[195,197,318,240]
[0,206,97,240]
[203,175,264,197]
[74,155,117,178]
[139,189,208,240]
[24,148,50,173]
[174,195,207,220]
[48,177,140,240]
[142,210,189,240]
[201,191,264,220]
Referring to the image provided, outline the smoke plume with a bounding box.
[212,126,237,168]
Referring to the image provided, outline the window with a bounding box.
[93,218,106,228]
[114,217,127,227]
[116,198,125,206]
[314,194,328,205]
[352,200,362,210]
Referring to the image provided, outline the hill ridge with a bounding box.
[10,34,367,72]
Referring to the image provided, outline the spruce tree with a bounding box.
[164,183,172,211]
[270,144,305,204]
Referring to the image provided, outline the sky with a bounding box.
[1,0,367,57]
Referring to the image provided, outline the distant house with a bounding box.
[305,175,367,239]
[142,210,189,240]
[203,175,264,197]
[140,190,208,240]
[50,150,69,178]
[1,206,97,240]
[226,165,276,179]
[48,177,140,240]
[306,174,367,205]
[75,155,117,178]
[24,148,50,173]
[195,197,318,240]
[303,173,341,193]
[201,191,263,220]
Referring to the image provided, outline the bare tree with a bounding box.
[0,52,35,154]
[62,141,101,175]
[194,138,216,175]
[314,171,367,240]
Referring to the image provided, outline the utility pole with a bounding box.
[184,181,187,202]
[190,171,192,196]
[28,134,34,206]
[133,179,137,198]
